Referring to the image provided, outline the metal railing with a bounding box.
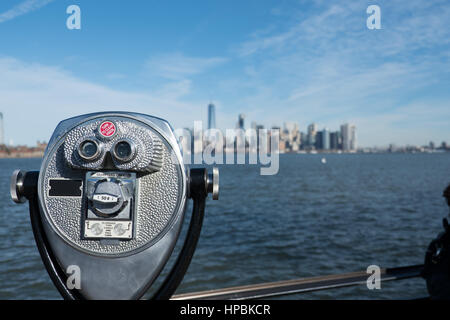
[172,265,424,300]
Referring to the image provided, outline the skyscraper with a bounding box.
[307,123,317,148]
[341,123,357,151]
[315,131,323,150]
[256,124,265,152]
[207,103,216,129]
[237,114,245,130]
[341,124,349,151]
[350,125,357,150]
[322,128,330,150]
[0,112,4,146]
[330,131,340,150]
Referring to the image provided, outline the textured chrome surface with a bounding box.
[86,175,133,217]
[77,139,103,161]
[10,169,26,204]
[111,139,137,163]
[64,118,163,173]
[38,114,186,256]
[212,167,219,200]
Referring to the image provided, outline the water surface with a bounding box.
[1,153,449,299]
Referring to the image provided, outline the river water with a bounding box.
[1,153,450,299]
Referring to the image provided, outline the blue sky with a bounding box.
[0,0,449,147]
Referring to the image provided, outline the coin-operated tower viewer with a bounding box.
[11,112,219,300]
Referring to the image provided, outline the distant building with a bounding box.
[341,123,357,151]
[0,140,48,158]
[315,131,323,150]
[230,114,246,152]
[300,132,308,149]
[0,112,4,145]
[256,124,265,152]
[248,122,258,153]
[36,141,47,152]
[322,128,330,150]
[270,126,281,153]
[282,122,300,152]
[237,114,245,130]
[341,124,349,151]
[350,125,357,150]
[330,131,338,150]
[307,123,317,148]
[429,141,435,150]
[205,103,217,144]
[207,103,216,129]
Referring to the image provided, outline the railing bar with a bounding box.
[172,264,424,300]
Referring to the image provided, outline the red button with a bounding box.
[99,121,116,137]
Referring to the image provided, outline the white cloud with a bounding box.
[1,1,449,147]
[105,73,126,80]
[0,0,54,23]
[346,100,450,147]
[238,1,450,59]
[236,4,354,57]
[0,57,208,145]
[145,53,227,80]
[221,0,450,146]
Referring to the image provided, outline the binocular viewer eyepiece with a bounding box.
[11,112,219,300]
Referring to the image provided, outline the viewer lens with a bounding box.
[114,141,133,161]
[79,140,99,160]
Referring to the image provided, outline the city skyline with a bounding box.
[0,107,449,150]
[175,109,449,156]
[0,1,449,146]
[0,112,4,146]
